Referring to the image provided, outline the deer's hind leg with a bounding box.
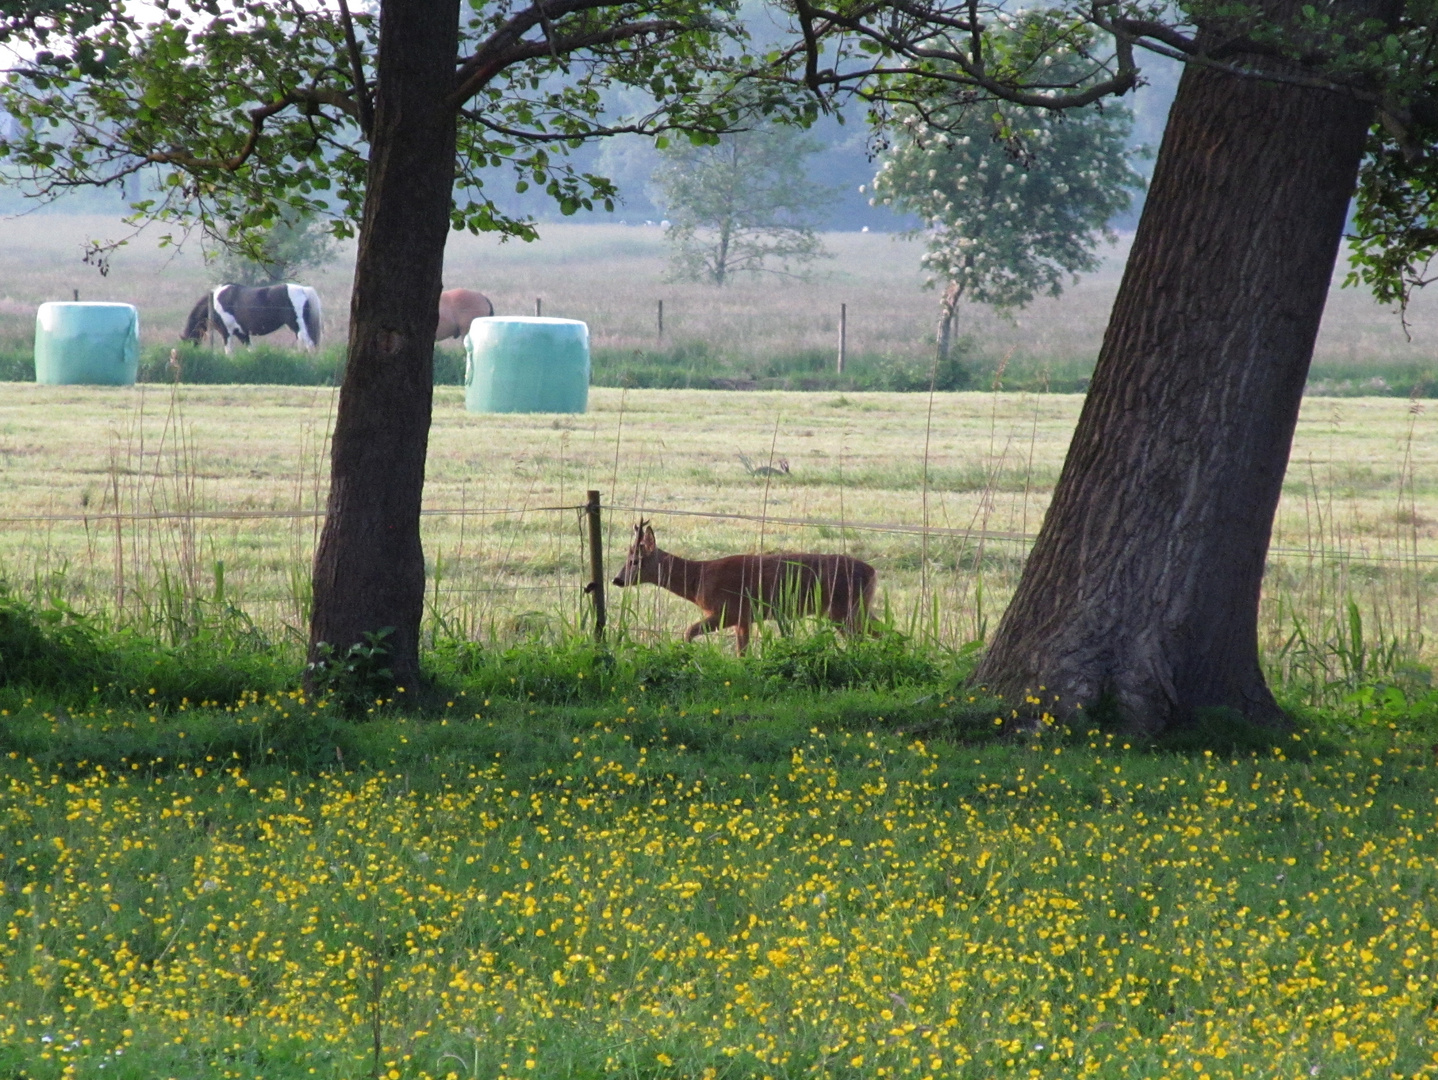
[683,612,724,644]
[733,621,753,655]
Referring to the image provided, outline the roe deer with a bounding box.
[612,520,876,654]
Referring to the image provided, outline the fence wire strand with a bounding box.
[4,498,1432,567]
[5,500,1432,575]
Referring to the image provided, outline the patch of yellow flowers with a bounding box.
[2,729,1437,1079]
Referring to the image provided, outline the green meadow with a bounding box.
[2,216,1438,1079]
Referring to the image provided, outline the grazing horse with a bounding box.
[436,288,494,341]
[181,283,323,353]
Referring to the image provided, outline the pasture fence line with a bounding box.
[604,502,1438,567]
[7,498,1438,566]
[5,479,1434,680]
[0,504,588,524]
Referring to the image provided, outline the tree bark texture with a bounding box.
[309,0,459,688]
[972,57,1375,732]
[936,280,962,363]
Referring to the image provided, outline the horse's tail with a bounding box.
[287,283,322,350]
[303,286,322,349]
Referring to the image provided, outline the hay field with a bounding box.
[1,382,1433,683]
[4,213,1438,376]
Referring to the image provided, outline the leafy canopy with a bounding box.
[0,0,783,257]
[655,124,832,284]
[771,0,1438,313]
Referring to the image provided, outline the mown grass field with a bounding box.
[0,382,1434,695]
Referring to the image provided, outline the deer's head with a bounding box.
[613,520,658,587]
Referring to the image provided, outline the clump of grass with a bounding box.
[146,342,347,385]
[0,587,293,715]
[1305,360,1437,397]
[427,623,953,704]
[132,343,472,386]
[755,624,943,689]
[0,348,32,381]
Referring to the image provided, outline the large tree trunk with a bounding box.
[308,0,459,688]
[972,56,1375,733]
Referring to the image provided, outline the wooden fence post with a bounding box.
[837,303,847,374]
[535,297,543,317]
[657,299,664,341]
[585,490,607,641]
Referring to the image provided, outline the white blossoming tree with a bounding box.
[872,98,1144,365]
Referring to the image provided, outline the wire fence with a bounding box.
[6,474,1435,670]
[10,499,1438,564]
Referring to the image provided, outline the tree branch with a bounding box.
[335,0,374,138]
[458,109,726,142]
[450,0,642,103]
[792,1,1139,109]
[791,0,829,96]
[450,16,693,106]
[1109,17,1197,56]
[143,87,358,172]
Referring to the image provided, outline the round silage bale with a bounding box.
[34,302,140,386]
[464,316,589,414]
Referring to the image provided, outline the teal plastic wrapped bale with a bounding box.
[465,316,589,414]
[34,302,140,386]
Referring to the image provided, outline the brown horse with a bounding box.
[436,288,494,340]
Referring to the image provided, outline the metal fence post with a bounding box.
[585,490,607,641]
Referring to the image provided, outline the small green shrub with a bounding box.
[305,628,397,716]
[0,590,106,691]
[0,350,34,381]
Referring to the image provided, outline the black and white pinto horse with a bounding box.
[182,283,323,353]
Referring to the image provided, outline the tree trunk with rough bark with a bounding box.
[972,56,1375,733]
[936,280,962,363]
[308,0,459,689]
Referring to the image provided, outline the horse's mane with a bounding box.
[181,294,211,342]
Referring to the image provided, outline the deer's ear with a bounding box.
[641,525,656,553]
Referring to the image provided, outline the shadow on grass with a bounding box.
[3,589,1420,786]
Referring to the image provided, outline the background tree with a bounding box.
[654,124,831,284]
[214,209,338,286]
[0,0,778,689]
[870,94,1143,366]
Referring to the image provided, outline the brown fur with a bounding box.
[612,520,877,654]
[436,288,495,340]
